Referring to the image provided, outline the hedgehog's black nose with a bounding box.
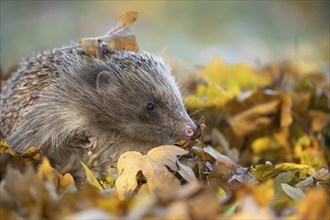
[185,123,197,138]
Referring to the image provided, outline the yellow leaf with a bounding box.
[199,57,269,90]
[251,136,280,154]
[80,161,103,190]
[251,161,310,182]
[60,173,75,190]
[207,83,232,108]
[115,145,190,200]
[253,180,275,207]
[301,149,327,171]
[97,196,122,213]
[250,128,290,158]
[37,157,53,181]
[184,83,232,109]
[275,163,310,171]
[0,139,12,154]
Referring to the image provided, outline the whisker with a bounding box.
[189,108,205,117]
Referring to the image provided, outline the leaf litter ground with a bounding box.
[0,10,329,219]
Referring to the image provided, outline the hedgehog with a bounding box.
[0,43,197,182]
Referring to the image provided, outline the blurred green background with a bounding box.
[1,1,329,73]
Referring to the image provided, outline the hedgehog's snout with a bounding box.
[184,123,197,138]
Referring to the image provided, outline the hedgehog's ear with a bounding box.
[96,71,112,91]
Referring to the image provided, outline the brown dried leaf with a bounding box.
[229,100,281,137]
[176,159,197,182]
[186,185,220,218]
[80,10,139,57]
[114,10,139,30]
[1,165,58,218]
[165,182,220,219]
[292,93,311,114]
[295,167,330,189]
[297,187,330,219]
[307,110,330,132]
[211,128,239,162]
[203,145,237,176]
[280,94,293,128]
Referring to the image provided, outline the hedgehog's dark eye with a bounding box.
[145,102,155,111]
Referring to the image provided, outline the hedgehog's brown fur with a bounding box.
[0,43,196,182]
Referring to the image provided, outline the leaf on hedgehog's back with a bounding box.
[115,10,139,30]
[81,10,139,57]
[115,145,190,200]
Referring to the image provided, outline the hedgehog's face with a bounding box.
[95,52,197,147]
[125,91,197,146]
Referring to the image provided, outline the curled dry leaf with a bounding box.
[229,100,281,138]
[176,159,197,182]
[80,10,139,57]
[188,145,249,185]
[202,145,237,177]
[295,167,330,189]
[115,145,190,200]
